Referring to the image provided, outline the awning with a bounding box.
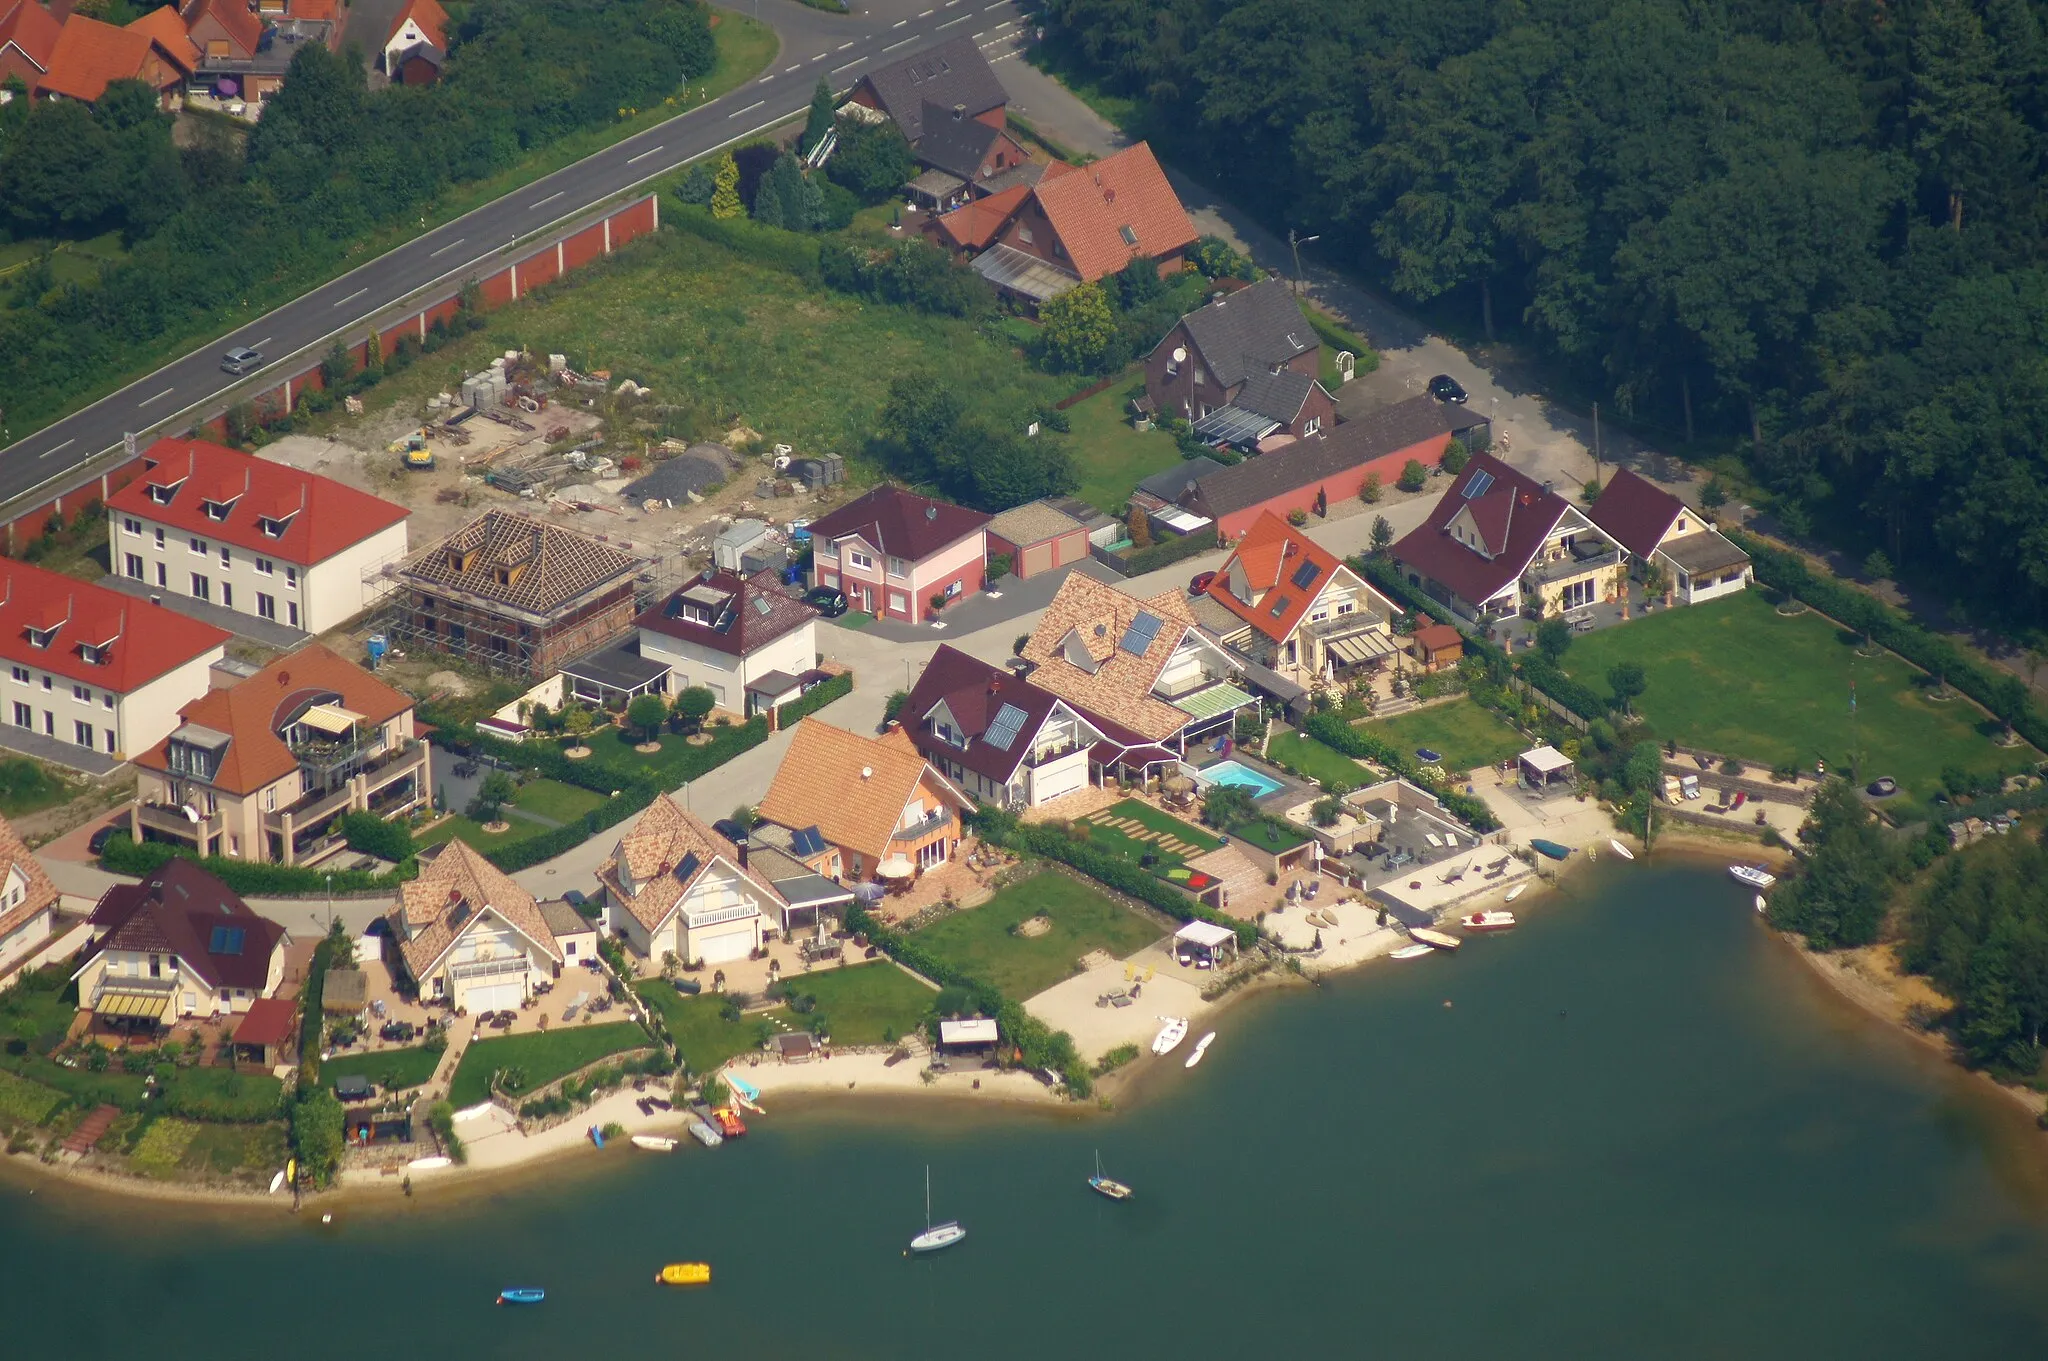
[94,988,176,1021]
[1174,682,1256,721]
[972,244,1080,303]
[563,640,669,695]
[1089,738,1177,770]
[1325,631,1398,665]
[1154,509,1212,536]
[939,1018,999,1045]
[299,703,362,736]
[745,670,804,699]
[874,856,916,880]
[1520,745,1574,775]
[1191,404,1282,448]
[1174,920,1237,949]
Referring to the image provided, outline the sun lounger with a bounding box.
[1143,966,1155,983]
[1731,791,1747,809]
[1124,963,1135,982]
[1425,833,1443,848]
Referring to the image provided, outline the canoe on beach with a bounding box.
[1531,839,1572,860]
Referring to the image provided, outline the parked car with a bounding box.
[220,345,263,375]
[561,889,587,909]
[1188,570,1217,597]
[712,818,751,843]
[804,586,848,618]
[87,823,120,855]
[1427,374,1468,404]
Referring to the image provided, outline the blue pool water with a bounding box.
[1196,759,1284,799]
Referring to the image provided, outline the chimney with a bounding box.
[953,103,965,122]
[737,842,749,869]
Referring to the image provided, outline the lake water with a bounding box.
[8,864,2048,1358]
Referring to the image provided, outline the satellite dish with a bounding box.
[1172,347,1187,364]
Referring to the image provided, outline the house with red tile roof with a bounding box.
[755,719,973,885]
[125,4,198,76]
[806,486,990,626]
[597,794,783,966]
[1199,512,1399,688]
[967,142,1197,309]
[387,839,563,1012]
[180,0,261,62]
[131,642,429,865]
[1585,467,1751,605]
[897,644,1105,808]
[36,13,184,103]
[0,0,63,91]
[107,437,411,636]
[0,560,229,765]
[1391,453,1625,625]
[73,859,290,1025]
[382,0,445,79]
[0,812,61,980]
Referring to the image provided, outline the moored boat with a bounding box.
[268,1169,286,1194]
[1459,910,1518,932]
[1609,839,1635,860]
[1409,927,1462,951]
[687,1118,723,1148]
[1504,881,1527,902]
[1390,943,1435,960]
[656,1262,711,1286]
[1729,864,1777,888]
[408,1155,452,1171]
[1151,1017,1189,1055]
[631,1135,678,1153]
[710,1107,747,1138]
[909,1166,965,1255]
[1531,838,1572,860]
[1184,1032,1216,1068]
[1089,1150,1132,1201]
[1755,894,1768,915]
[496,1288,545,1306]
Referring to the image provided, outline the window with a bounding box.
[256,593,276,621]
[125,553,144,579]
[149,954,162,979]
[287,602,299,628]
[73,721,92,748]
[24,626,53,650]
[203,501,228,522]
[72,685,88,703]
[886,556,908,579]
[1018,224,1033,244]
[156,562,167,588]
[220,584,233,609]
[11,703,28,728]
[1303,416,1322,436]
[190,574,210,601]
[40,711,52,736]
[189,537,206,555]
[263,787,276,812]
[255,557,274,576]
[284,566,298,588]
[104,729,115,754]
[219,546,231,567]
[102,693,114,710]
[122,517,140,535]
[1193,369,1204,387]
[40,675,50,691]
[848,550,873,572]
[1561,579,1597,611]
[888,592,908,614]
[153,527,165,548]
[8,667,24,684]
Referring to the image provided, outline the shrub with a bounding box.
[776,672,853,728]
[340,810,414,864]
[1397,459,1429,493]
[1359,472,1383,504]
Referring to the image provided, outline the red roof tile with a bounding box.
[805,486,989,563]
[0,560,228,694]
[1390,453,1572,608]
[39,14,158,101]
[1584,467,1685,560]
[179,0,261,58]
[231,995,297,1049]
[108,438,409,567]
[931,183,1032,251]
[1204,511,1347,643]
[1029,142,1196,283]
[385,0,444,50]
[0,0,63,75]
[125,4,196,72]
[81,859,288,993]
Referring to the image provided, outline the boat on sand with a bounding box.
[1409,927,1461,951]
[1390,943,1435,961]
[1151,1017,1189,1055]
[1504,881,1527,903]
[687,1118,722,1148]
[631,1135,678,1153]
[1609,839,1635,860]
[1531,838,1572,860]
[1459,910,1517,932]
[1185,1032,1216,1068]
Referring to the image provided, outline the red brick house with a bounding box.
[807,487,989,626]
[1145,278,1321,425]
[37,14,185,104]
[0,0,62,91]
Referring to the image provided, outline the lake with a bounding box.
[7,864,2048,1358]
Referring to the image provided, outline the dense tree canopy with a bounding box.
[1041,0,2048,632]
[1903,829,2048,1075]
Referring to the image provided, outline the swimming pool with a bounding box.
[1195,759,1284,799]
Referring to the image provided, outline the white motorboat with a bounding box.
[1609,839,1635,861]
[1184,1032,1216,1069]
[1504,881,1527,903]
[1755,894,1768,915]
[407,1155,452,1171]
[908,1166,966,1255]
[1390,943,1435,961]
[1151,1017,1189,1055]
[631,1135,678,1153]
[1729,864,1777,888]
[1459,910,1518,933]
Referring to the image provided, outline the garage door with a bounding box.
[463,980,523,1013]
[1022,542,1053,576]
[1031,761,1088,804]
[693,927,755,966]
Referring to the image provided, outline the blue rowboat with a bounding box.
[496,1289,545,1306]
[1530,838,1572,861]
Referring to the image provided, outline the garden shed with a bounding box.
[937,1017,999,1058]
[323,968,367,1018]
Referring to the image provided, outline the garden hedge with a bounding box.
[99,833,410,896]
[1115,528,1220,577]
[1299,712,1501,830]
[776,672,853,729]
[669,203,823,282]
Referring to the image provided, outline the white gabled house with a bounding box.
[599,795,779,967]
[390,840,563,1012]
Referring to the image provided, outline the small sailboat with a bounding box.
[656,1262,711,1286]
[1184,1032,1216,1068]
[1459,910,1517,932]
[1504,881,1527,903]
[725,1071,765,1114]
[1729,864,1777,888]
[631,1135,679,1153]
[1089,1150,1132,1201]
[1609,839,1635,861]
[268,1169,286,1194]
[1151,1017,1189,1055]
[1389,943,1435,961]
[496,1288,545,1306]
[908,1166,966,1255]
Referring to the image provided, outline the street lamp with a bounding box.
[1287,230,1320,297]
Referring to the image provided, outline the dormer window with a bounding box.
[202,500,232,522]
[146,482,181,505]
[257,515,292,539]
[24,626,55,650]
[81,643,107,665]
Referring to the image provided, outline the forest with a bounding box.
[1902,830,2048,1077]
[1040,0,2048,634]
[0,0,715,433]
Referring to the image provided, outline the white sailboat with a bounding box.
[1609,839,1635,861]
[1184,1032,1216,1068]
[1151,1017,1189,1055]
[908,1166,966,1255]
[1089,1150,1132,1201]
[1755,894,1768,915]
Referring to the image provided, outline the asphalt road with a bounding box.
[0,0,1030,506]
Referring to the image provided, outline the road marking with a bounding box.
[831,56,866,74]
[37,439,73,461]
[938,13,967,25]
[883,36,915,51]
[945,0,960,7]
[810,52,827,62]
[919,7,933,14]
[252,337,271,349]
[784,63,801,72]
[139,388,174,407]
[332,288,367,308]
[985,1,1004,9]
[625,144,665,164]
[892,17,906,25]
[837,41,854,50]
[728,100,765,118]
[529,191,564,210]
[429,238,466,258]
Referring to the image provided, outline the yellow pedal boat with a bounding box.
[656,1262,711,1286]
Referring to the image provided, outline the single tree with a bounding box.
[801,78,835,155]
[467,770,516,823]
[1580,479,1602,504]
[1440,439,1471,475]
[1127,505,1154,548]
[883,689,910,724]
[290,1089,345,1187]
[709,149,743,219]
[673,685,717,733]
[1201,783,1257,832]
[1397,459,1429,493]
[1311,794,1345,827]
[1370,514,1395,557]
[1038,282,1118,372]
[626,693,669,743]
[1536,617,1572,664]
[1698,477,1727,512]
[1608,661,1648,716]
[1862,549,1893,582]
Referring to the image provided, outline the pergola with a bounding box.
[1518,745,1576,788]
[1174,919,1240,968]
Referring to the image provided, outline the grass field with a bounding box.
[1559,592,2031,798]
[318,1045,442,1093]
[634,984,766,1075]
[416,809,556,853]
[777,962,934,1046]
[448,1021,651,1108]
[1267,731,1374,790]
[575,725,766,785]
[1364,700,1528,777]
[911,871,1164,1000]
[1061,381,1190,514]
[507,779,607,824]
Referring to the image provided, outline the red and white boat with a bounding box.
[1458,910,1518,933]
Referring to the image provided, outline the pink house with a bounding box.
[806,487,990,626]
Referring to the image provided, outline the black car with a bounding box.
[87,823,120,855]
[712,818,751,843]
[804,586,848,618]
[1427,374,1468,404]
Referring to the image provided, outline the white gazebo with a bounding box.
[1173,919,1240,968]
[1518,745,1576,788]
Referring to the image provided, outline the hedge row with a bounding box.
[1299,712,1501,830]
[999,819,1258,949]
[1116,528,1220,577]
[100,833,410,896]
[776,672,853,730]
[1732,531,2046,751]
[297,935,335,1089]
[669,203,823,282]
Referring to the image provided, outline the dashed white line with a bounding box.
[138,388,174,407]
[837,41,854,50]
[984,1,1004,9]
[892,17,906,25]
[939,14,967,25]
[831,57,866,74]
[429,238,467,258]
[37,439,74,461]
[332,288,368,308]
[809,52,826,62]
[945,0,960,7]
[252,337,271,349]
[728,100,765,118]
[529,191,564,210]
[918,7,933,15]
[784,63,801,72]
[883,37,915,51]
[625,144,665,164]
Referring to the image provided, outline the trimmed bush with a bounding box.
[341,810,414,863]
[100,833,408,896]
[777,672,853,729]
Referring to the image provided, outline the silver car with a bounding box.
[220,345,263,375]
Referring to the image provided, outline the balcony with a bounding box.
[288,730,387,781]
[890,810,952,843]
[1301,609,1388,643]
[449,953,531,983]
[137,801,214,844]
[1023,740,1082,769]
[1524,544,1622,589]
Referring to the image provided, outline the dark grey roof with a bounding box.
[1657,530,1751,576]
[1234,369,1317,423]
[1190,396,1453,519]
[562,638,669,692]
[858,35,1007,144]
[1136,456,1225,506]
[915,99,1003,179]
[981,160,1052,195]
[1165,279,1317,392]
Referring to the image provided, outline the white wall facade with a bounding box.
[637,620,817,713]
[1,644,223,762]
[426,914,555,1011]
[110,514,408,634]
[606,858,767,967]
[76,941,285,1017]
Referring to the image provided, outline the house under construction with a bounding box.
[387,510,643,679]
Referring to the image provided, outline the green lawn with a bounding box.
[448,1021,651,1107]
[1073,798,1221,874]
[507,778,607,824]
[776,962,934,1046]
[910,871,1165,1000]
[573,724,766,786]
[1063,378,1188,513]
[634,984,767,1075]
[1268,730,1374,790]
[415,808,556,853]
[318,1045,442,1093]
[1558,591,2032,800]
[1364,699,1529,777]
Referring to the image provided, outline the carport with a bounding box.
[1518,745,1576,789]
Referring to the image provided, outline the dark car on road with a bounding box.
[1427,374,1468,404]
[804,586,848,618]
[1189,570,1217,597]
[712,818,751,844]
[220,345,263,375]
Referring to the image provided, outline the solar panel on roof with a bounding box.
[983,703,1030,752]
[672,852,701,885]
[1290,559,1321,590]
[1462,470,1496,499]
[791,826,826,857]
[1119,610,1165,655]
[208,926,245,955]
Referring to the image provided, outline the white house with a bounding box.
[0,813,60,980]
[898,644,1104,808]
[106,437,411,636]
[72,859,289,1024]
[635,569,819,716]
[599,795,777,967]
[390,840,562,1012]
[382,0,447,72]
[1586,467,1753,605]
[0,560,230,763]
